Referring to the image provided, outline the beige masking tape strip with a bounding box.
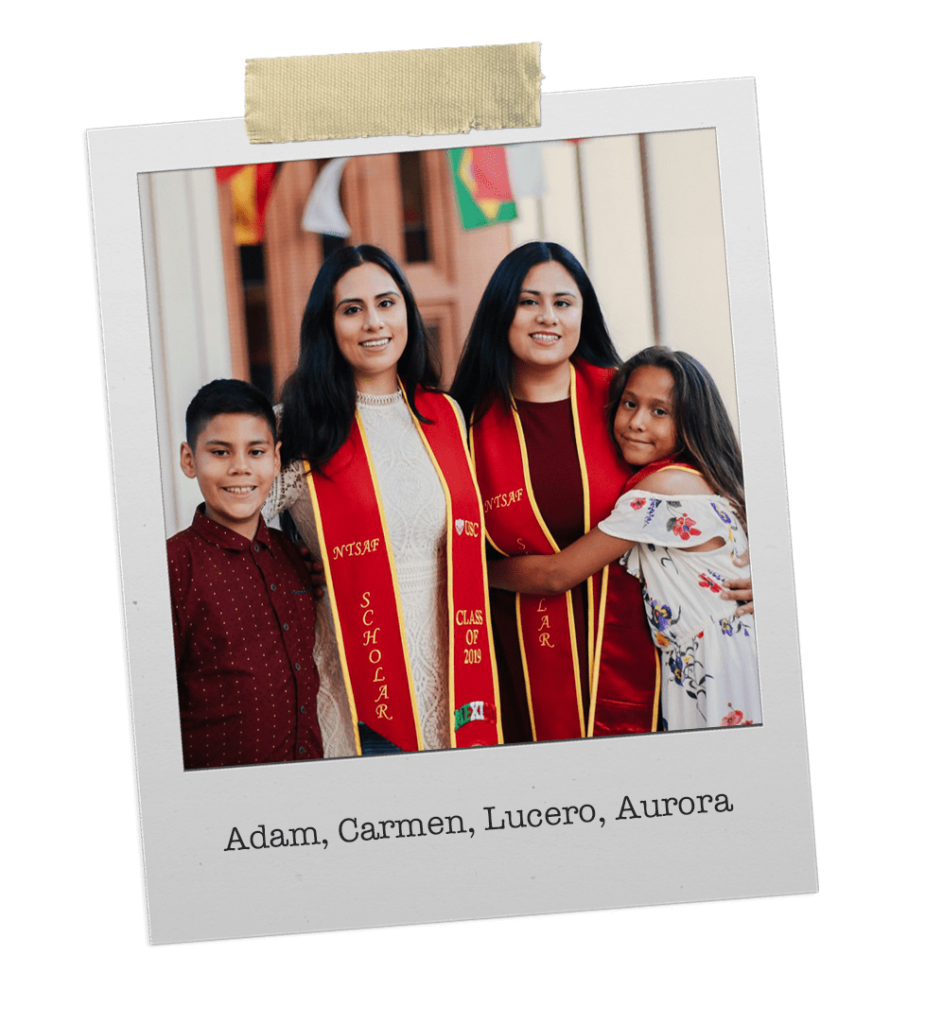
[245,43,542,143]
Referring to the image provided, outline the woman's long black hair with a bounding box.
[279,244,439,471]
[450,241,620,423]
[607,346,746,526]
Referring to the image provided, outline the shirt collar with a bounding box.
[190,504,275,553]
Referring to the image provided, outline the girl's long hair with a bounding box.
[607,347,746,526]
[279,244,439,471]
[450,241,620,423]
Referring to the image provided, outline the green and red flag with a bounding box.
[214,164,278,245]
[447,146,517,230]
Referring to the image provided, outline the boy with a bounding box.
[167,379,322,769]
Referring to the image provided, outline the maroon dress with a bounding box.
[489,398,592,742]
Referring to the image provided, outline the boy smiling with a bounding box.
[181,409,281,535]
[167,379,322,769]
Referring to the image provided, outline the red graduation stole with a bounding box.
[471,359,659,740]
[305,385,502,753]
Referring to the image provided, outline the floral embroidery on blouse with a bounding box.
[698,572,723,593]
[721,705,753,727]
[720,615,751,639]
[666,631,712,707]
[669,513,701,540]
[648,599,679,641]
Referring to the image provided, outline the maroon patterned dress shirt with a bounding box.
[168,506,322,769]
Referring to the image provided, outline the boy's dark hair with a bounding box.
[185,378,278,448]
[279,244,439,471]
[606,346,747,526]
[450,241,620,423]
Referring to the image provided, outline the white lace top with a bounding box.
[263,391,459,756]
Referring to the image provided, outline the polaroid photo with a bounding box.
[88,79,816,943]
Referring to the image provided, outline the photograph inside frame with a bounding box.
[142,129,762,772]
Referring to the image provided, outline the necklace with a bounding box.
[356,388,403,407]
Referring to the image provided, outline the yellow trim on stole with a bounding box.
[304,462,363,757]
[403,388,502,747]
[451,398,504,744]
[514,594,537,742]
[306,402,429,754]
[510,395,586,739]
[404,389,458,747]
[568,362,599,709]
[586,563,610,737]
[468,416,507,557]
[651,647,661,732]
[474,403,537,737]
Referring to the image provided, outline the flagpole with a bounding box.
[637,135,661,346]
[574,141,589,268]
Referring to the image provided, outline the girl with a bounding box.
[488,346,760,731]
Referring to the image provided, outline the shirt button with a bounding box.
[253,544,260,553]
[294,663,300,671]
[298,746,305,754]
[283,623,289,631]
[270,584,277,592]
[300,705,306,714]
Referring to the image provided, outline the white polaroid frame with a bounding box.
[88,79,815,944]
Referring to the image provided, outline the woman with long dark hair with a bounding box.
[265,245,501,757]
[452,241,750,743]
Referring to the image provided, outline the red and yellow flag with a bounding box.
[214,164,278,245]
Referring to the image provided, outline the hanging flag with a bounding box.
[214,164,278,245]
[301,156,351,238]
[447,147,517,230]
[469,146,514,200]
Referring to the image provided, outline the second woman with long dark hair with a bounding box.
[452,241,660,743]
